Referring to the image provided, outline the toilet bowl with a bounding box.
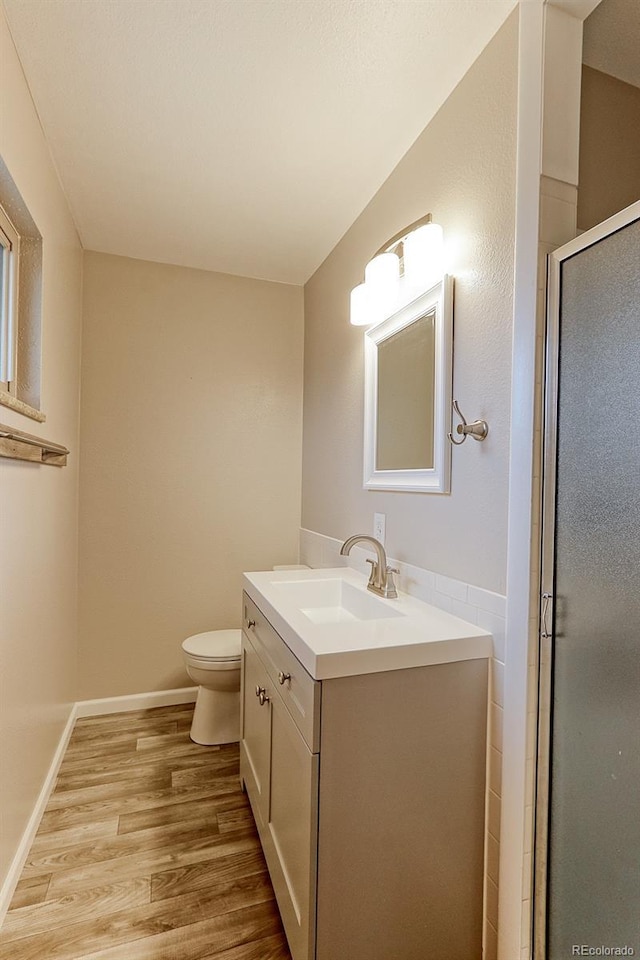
[182,629,242,745]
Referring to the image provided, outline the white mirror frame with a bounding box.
[363,276,453,493]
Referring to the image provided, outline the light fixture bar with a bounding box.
[373,212,433,259]
[350,212,444,327]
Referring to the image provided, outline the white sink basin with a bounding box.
[273,577,404,624]
[243,567,493,680]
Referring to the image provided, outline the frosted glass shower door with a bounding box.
[539,205,640,959]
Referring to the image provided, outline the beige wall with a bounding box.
[578,65,640,232]
[302,13,518,594]
[0,10,82,889]
[79,252,303,698]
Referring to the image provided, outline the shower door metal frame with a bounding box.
[533,199,640,959]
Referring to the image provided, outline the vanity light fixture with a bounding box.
[350,213,445,326]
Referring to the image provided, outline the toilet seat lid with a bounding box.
[182,629,242,661]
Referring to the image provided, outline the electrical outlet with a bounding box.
[373,513,386,545]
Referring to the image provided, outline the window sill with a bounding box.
[0,389,46,423]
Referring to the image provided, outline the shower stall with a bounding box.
[535,200,640,958]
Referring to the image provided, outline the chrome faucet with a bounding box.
[339,535,399,599]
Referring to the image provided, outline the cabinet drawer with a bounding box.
[243,592,320,752]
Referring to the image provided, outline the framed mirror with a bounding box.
[363,277,453,492]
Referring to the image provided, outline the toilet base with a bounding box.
[190,685,240,746]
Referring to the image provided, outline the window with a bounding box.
[0,203,19,394]
[0,155,43,418]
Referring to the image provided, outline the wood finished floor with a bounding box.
[1,704,292,960]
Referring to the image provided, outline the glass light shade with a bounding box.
[403,222,444,292]
[364,252,399,321]
[350,282,372,326]
[364,251,400,289]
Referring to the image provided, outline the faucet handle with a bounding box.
[383,566,399,599]
[365,557,378,585]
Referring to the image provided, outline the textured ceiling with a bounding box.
[583,0,640,88]
[2,0,516,284]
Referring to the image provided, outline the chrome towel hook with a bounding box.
[448,400,489,446]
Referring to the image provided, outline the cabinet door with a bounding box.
[267,689,318,960]
[240,635,271,828]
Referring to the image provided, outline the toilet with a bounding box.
[181,629,242,745]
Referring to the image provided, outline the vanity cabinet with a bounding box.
[240,590,488,960]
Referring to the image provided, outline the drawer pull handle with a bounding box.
[278,671,291,685]
[259,689,270,706]
[255,685,264,698]
[247,619,256,629]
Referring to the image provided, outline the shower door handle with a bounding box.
[541,592,553,639]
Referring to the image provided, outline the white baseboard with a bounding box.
[75,687,198,718]
[0,686,197,927]
[0,703,77,926]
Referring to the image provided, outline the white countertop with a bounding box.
[242,567,493,680]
